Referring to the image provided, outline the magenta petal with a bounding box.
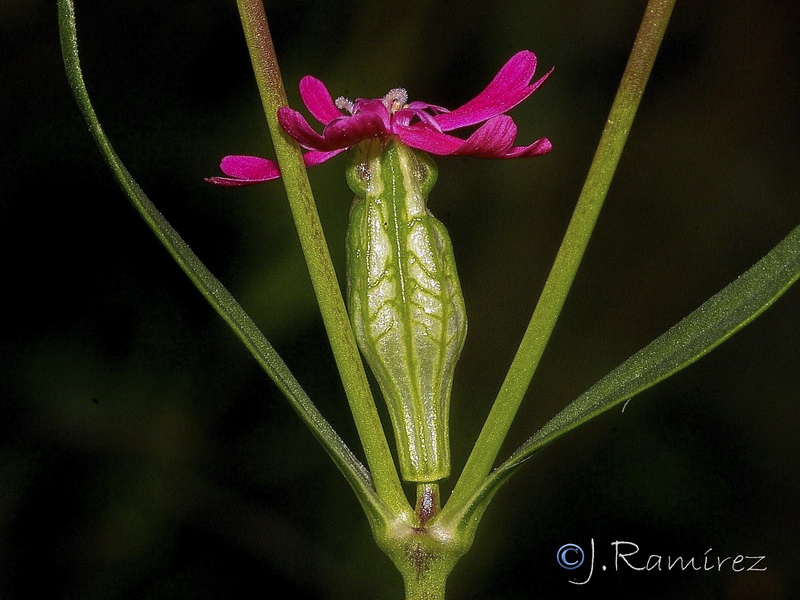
[406,101,448,115]
[299,76,344,125]
[398,116,517,157]
[278,107,340,151]
[394,106,443,132]
[495,136,553,158]
[302,148,347,166]
[435,51,551,131]
[396,125,468,155]
[399,119,553,159]
[350,98,392,127]
[206,155,282,186]
[206,149,346,187]
[456,115,517,157]
[323,109,389,147]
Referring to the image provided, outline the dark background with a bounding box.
[2,1,799,598]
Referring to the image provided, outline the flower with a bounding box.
[208,50,552,186]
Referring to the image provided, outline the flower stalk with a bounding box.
[234,0,410,516]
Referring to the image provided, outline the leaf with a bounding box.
[57,0,389,521]
[451,223,800,527]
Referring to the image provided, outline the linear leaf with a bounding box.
[449,223,800,528]
[57,0,388,520]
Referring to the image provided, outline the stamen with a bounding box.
[335,96,355,114]
[383,88,409,114]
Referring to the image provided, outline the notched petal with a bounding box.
[205,155,282,186]
[302,148,348,167]
[396,125,466,155]
[206,149,345,187]
[435,51,551,131]
[299,75,344,125]
[222,155,280,179]
[323,111,389,147]
[278,107,340,151]
[457,115,517,156]
[500,136,553,158]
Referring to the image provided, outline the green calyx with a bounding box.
[345,138,467,483]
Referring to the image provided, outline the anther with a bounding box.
[383,88,409,113]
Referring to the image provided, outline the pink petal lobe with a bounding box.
[399,118,553,159]
[351,98,392,126]
[206,149,345,187]
[207,155,281,185]
[494,136,553,158]
[299,76,344,125]
[396,125,466,155]
[322,104,389,147]
[278,107,339,151]
[436,51,552,131]
[302,148,347,167]
[457,115,517,157]
[394,106,443,132]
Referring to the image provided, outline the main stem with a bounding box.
[445,0,677,518]
[234,0,409,516]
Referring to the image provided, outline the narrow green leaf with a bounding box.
[57,0,389,521]
[446,224,800,529]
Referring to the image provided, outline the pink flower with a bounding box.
[208,50,552,186]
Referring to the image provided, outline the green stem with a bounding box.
[444,0,677,520]
[234,0,409,517]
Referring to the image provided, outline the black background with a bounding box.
[2,1,799,598]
